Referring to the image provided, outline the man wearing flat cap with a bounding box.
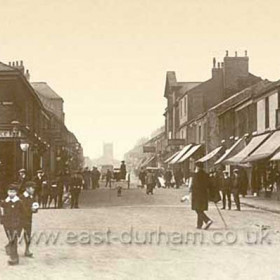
[18,169,29,194]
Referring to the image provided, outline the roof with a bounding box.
[0,62,15,72]
[177,82,202,96]
[31,82,63,100]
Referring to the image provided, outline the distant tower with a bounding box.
[103,143,114,163]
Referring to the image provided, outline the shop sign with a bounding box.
[0,130,22,138]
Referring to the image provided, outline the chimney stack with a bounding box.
[25,69,30,81]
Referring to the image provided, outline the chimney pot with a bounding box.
[213,57,216,68]
[235,51,237,57]
[20,60,23,66]
[8,62,11,66]
[16,61,19,67]
[218,62,221,68]
[226,50,229,56]
[245,50,248,57]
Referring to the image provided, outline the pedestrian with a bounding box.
[174,169,183,188]
[231,169,241,211]
[20,181,39,258]
[0,183,23,265]
[220,170,232,210]
[18,169,29,194]
[33,169,48,206]
[48,180,59,208]
[164,168,172,188]
[105,169,112,188]
[57,173,65,209]
[146,170,156,195]
[139,167,146,188]
[83,167,92,190]
[190,162,213,230]
[120,161,127,180]
[70,171,83,208]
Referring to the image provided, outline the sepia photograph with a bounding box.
[0,0,280,279]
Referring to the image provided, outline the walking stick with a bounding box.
[214,203,228,229]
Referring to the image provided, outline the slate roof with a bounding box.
[0,62,16,72]
[31,82,63,100]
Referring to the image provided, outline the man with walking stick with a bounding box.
[189,162,213,230]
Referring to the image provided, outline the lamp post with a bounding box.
[11,120,20,180]
[20,142,30,169]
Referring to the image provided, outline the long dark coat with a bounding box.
[191,170,211,211]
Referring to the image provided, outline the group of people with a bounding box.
[0,168,85,210]
[138,166,187,191]
[209,168,245,211]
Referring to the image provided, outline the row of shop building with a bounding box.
[0,60,84,183]
[125,50,280,192]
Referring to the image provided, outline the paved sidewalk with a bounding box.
[241,194,280,214]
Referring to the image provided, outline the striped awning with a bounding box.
[197,146,223,163]
[225,133,271,165]
[177,144,202,163]
[215,138,245,165]
[245,131,280,162]
[169,144,193,164]
[164,151,180,164]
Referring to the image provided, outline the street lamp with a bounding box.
[20,142,30,169]
[11,120,20,180]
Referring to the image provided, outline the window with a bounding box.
[265,97,269,129]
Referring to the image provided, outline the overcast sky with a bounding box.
[1,0,280,160]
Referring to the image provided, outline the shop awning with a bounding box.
[169,144,193,164]
[224,133,271,165]
[197,146,223,163]
[244,131,280,162]
[214,138,245,165]
[271,150,280,161]
[177,144,202,163]
[164,151,180,164]
[141,156,156,167]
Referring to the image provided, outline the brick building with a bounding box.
[0,60,83,183]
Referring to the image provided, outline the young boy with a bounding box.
[21,181,39,257]
[0,183,23,265]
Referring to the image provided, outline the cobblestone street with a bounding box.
[1,186,280,280]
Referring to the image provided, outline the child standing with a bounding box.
[0,183,23,265]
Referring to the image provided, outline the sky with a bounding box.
[1,0,280,160]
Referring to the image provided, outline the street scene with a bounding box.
[1,0,280,279]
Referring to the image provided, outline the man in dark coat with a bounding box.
[190,162,213,229]
[146,170,156,195]
[18,169,29,194]
[220,170,232,210]
[70,171,83,208]
[120,161,127,180]
[139,167,146,188]
[32,169,48,206]
[231,169,241,211]
[20,181,39,257]
[0,183,24,265]
[105,169,113,188]
[164,169,172,188]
